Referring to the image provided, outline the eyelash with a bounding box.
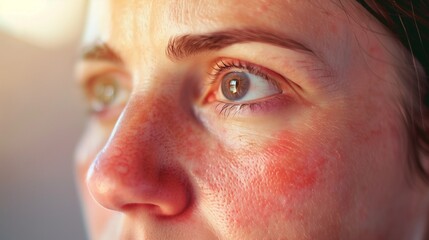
[207,59,283,117]
[214,97,284,117]
[209,59,270,83]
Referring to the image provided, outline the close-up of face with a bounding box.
[74,0,429,239]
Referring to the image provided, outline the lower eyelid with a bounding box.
[212,94,294,117]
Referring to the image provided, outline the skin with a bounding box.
[75,0,429,239]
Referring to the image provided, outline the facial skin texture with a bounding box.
[75,0,429,239]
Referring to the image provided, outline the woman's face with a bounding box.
[75,0,429,239]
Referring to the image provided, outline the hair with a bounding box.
[356,0,429,182]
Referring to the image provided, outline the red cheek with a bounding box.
[260,130,327,191]
[192,129,331,231]
[260,158,318,191]
[228,131,329,227]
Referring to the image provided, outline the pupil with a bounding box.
[221,72,250,101]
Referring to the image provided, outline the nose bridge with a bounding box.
[109,94,170,164]
[103,95,165,174]
[87,93,191,215]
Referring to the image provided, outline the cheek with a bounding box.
[189,126,342,236]
[260,132,328,191]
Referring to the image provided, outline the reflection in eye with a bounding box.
[85,73,130,117]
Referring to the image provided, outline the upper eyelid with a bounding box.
[208,58,282,84]
[75,61,131,88]
[208,41,337,89]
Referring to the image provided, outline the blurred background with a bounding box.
[0,1,88,239]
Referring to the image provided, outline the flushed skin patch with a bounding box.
[75,0,429,239]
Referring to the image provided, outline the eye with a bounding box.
[219,71,280,102]
[85,72,130,118]
[212,59,282,104]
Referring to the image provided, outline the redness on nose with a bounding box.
[85,96,196,215]
[103,145,129,173]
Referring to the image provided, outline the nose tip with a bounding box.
[86,144,191,216]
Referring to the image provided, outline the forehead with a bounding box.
[84,0,353,47]
[82,0,387,80]
[111,0,314,23]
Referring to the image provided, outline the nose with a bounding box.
[86,96,192,216]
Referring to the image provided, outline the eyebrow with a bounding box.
[80,42,123,64]
[80,28,313,63]
[166,28,314,61]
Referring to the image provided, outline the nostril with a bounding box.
[121,203,165,216]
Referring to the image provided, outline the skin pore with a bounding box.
[75,0,429,239]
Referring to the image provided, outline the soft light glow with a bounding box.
[0,0,86,48]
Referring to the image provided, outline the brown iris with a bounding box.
[89,75,118,112]
[221,72,250,101]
